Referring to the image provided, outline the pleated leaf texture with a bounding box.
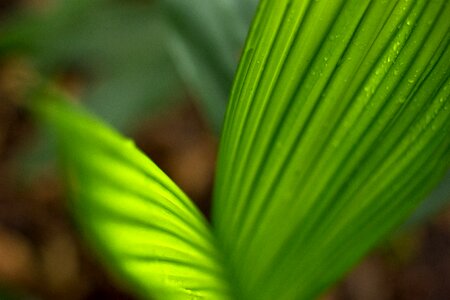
[32,92,232,300]
[214,0,450,298]
[35,0,449,299]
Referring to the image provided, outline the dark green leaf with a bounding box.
[161,0,259,132]
[1,0,181,131]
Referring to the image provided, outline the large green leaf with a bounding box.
[213,0,450,299]
[32,89,231,300]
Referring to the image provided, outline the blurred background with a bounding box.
[0,0,449,299]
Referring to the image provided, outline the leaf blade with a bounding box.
[213,0,450,299]
[32,90,231,300]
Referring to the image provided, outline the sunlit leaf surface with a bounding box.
[32,90,231,300]
[213,0,450,299]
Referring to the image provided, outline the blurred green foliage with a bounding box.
[1,0,180,130]
[1,0,257,180]
[161,0,258,131]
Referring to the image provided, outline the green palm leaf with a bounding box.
[31,89,231,300]
[213,0,450,299]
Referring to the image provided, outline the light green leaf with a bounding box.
[32,89,231,300]
[213,0,450,299]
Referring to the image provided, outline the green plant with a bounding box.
[32,0,449,299]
